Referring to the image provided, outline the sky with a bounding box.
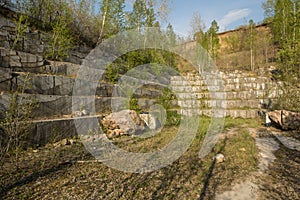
[168,0,267,36]
[126,0,267,37]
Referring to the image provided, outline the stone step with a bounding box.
[170,82,277,92]
[172,76,270,81]
[0,93,113,118]
[176,99,262,109]
[0,70,166,98]
[0,70,115,96]
[177,109,258,118]
[176,90,267,100]
[174,90,276,100]
[170,75,271,84]
[0,93,161,118]
[27,115,102,146]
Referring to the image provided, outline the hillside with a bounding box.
[179,23,277,73]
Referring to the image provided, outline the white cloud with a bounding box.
[219,8,252,31]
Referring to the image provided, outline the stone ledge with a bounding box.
[0,47,44,68]
[27,115,102,146]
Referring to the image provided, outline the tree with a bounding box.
[153,0,172,22]
[45,2,73,60]
[128,0,156,31]
[128,0,172,26]
[247,19,257,71]
[11,14,29,51]
[166,23,176,46]
[19,0,58,28]
[262,0,276,22]
[98,0,126,44]
[272,0,299,81]
[205,20,220,61]
[262,0,300,111]
[0,0,14,9]
[71,0,101,45]
[189,11,205,41]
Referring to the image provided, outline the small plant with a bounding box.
[156,88,180,126]
[105,63,120,83]
[0,74,38,169]
[156,88,176,110]
[130,96,142,113]
[12,14,29,51]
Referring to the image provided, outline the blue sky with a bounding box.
[126,0,266,37]
[167,0,266,36]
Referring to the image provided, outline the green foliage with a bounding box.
[17,0,173,47]
[223,33,242,53]
[164,110,180,126]
[128,0,156,30]
[272,0,300,82]
[205,20,220,60]
[130,96,142,113]
[74,0,102,45]
[194,20,220,61]
[105,63,122,83]
[166,23,177,46]
[155,88,180,126]
[156,88,176,110]
[273,84,300,112]
[12,14,29,51]
[262,0,276,21]
[262,0,300,111]
[19,0,57,28]
[98,0,126,43]
[105,48,177,83]
[45,5,73,61]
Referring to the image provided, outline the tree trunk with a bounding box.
[98,0,108,45]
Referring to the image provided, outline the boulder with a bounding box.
[101,110,146,137]
[268,110,282,127]
[268,110,300,130]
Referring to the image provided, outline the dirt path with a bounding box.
[215,129,300,200]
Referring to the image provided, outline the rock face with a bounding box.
[268,110,300,130]
[101,110,146,138]
[170,72,279,118]
[0,13,92,65]
[0,47,44,68]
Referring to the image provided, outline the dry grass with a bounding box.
[0,117,260,199]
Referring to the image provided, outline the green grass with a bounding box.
[224,117,260,129]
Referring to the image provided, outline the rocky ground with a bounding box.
[0,119,299,200]
[216,128,300,200]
